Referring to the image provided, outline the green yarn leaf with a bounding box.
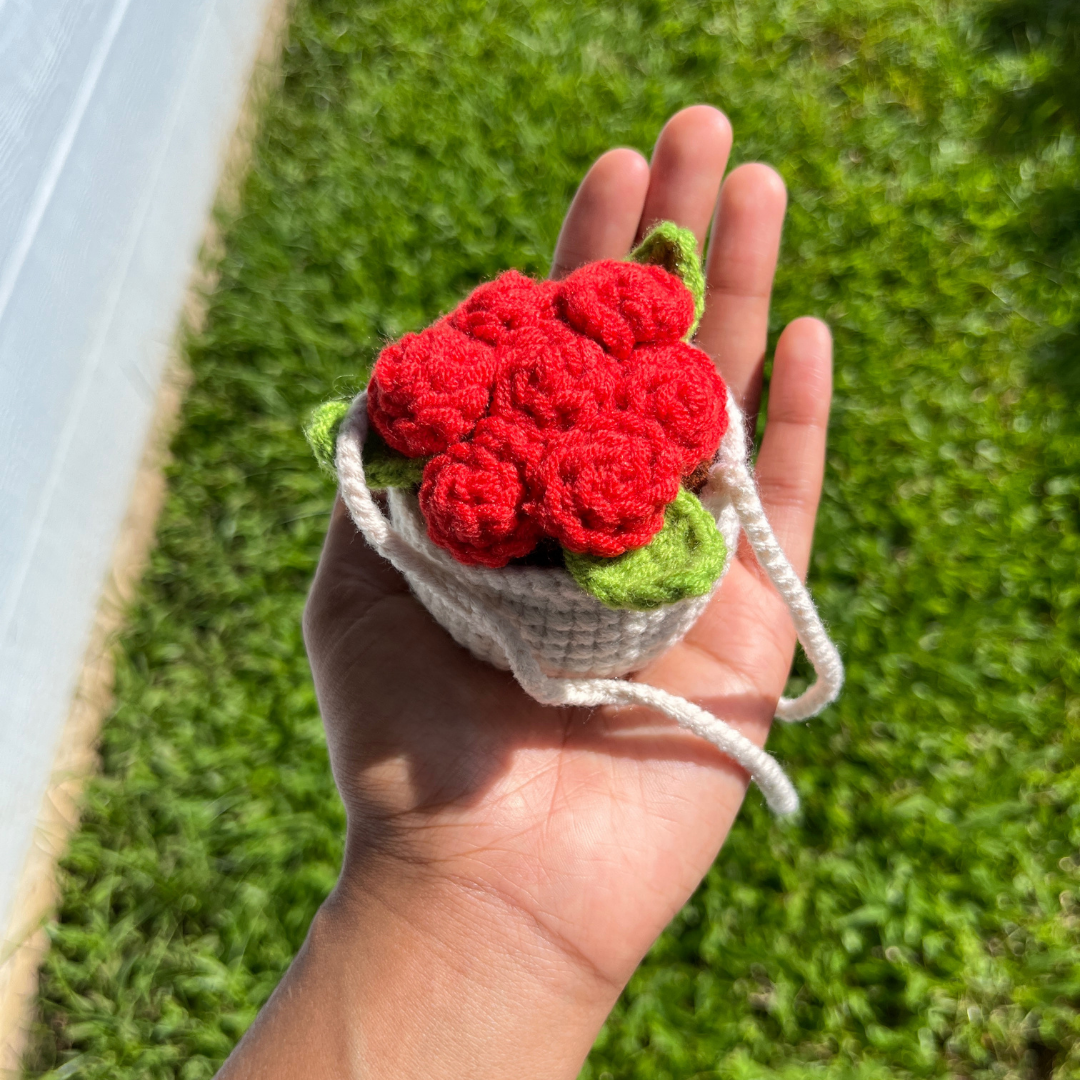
[304,399,350,475]
[629,220,706,336]
[304,398,426,487]
[362,426,428,488]
[564,488,726,611]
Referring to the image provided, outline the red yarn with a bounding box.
[368,320,496,457]
[620,342,728,472]
[449,270,559,346]
[420,435,541,568]
[557,260,695,359]
[470,413,547,471]
[490,320,620,433]
[530,414,682,557]
[370,260,728,563]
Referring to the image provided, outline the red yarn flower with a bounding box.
[557,260,695,359]
[530,414,683,557]
[367,258,727,567]
[369,320,496,457]
[490,320,620,433]
[449,270,559,346]
[419,432,541,568]
[620,342,728,472]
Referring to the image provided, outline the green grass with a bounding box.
[23,0,1080,1076]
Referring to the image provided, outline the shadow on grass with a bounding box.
[979,0,1080,150]
[980,0,1080,400]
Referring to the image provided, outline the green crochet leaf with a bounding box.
[629,220,706,336]
[304,398,426,487]
[362,426,428,488]
[564,488,726,611]
[304,399,350,475]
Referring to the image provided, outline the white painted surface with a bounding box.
[0,0,275,936]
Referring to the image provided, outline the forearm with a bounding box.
[216,862,620,1080]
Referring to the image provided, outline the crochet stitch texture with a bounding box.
[367,258,727,567]
[564,487,728,610]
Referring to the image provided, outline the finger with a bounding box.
[635,105,732,249]
[751,317,833,580]
[550,148,650,279]
[695,163,787,418]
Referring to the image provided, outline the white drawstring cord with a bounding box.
[704,398,845,722]
[336,391,842,814]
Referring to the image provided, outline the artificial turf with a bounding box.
[23,0,1080,1076]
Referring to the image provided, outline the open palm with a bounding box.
[303,105,832,1018]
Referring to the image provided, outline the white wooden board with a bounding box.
[0,0,276,937]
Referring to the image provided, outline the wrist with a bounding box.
[220,853,622,1080]
[321,859,619,1079]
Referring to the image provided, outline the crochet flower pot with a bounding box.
[307,224,842,813]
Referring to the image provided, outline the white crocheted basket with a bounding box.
[382,481,737,680]
[336,389,843,814]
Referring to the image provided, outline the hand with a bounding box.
[218,105,833,1080]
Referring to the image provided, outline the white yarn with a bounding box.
[701,400,845,722]
[335,390,843,815]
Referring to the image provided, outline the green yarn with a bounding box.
[629,221,706,335]
[565,488,726,610]
[362,426,428,488]
[304,398,426,487]
[304,399,350,474]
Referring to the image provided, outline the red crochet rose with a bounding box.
[419,432,541,568]
[529,414,682,557]
[448,270,559,346]
[557,260,695,359]
[490,320,620,433]
[620,342,728,472]
[367,260,727,567]
[369,320,496,457]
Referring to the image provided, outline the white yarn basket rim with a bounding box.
[391,486,720,601]
[335,389,844,815]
